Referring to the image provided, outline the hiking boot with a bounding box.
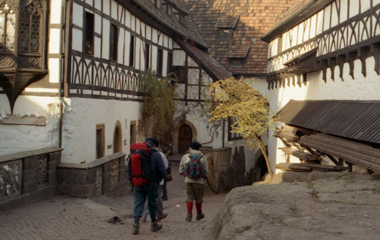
[157,213,168,221]
[132,223,139,235]
[196,212,205,220]
[185,213,192,222]
[151,222,163,232]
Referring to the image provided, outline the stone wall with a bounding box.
[203,146,261,194]
[0,147,63,212]
[57,152,129,198]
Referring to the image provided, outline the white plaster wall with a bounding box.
[50,0,62,24]
[151,45,157,71]
[94,0,101,11]
[266,57,380,172]
[0,96,61,155]
[61,97,141,164]
[118,28,125,64]
[124,31,131,65]
[188,69,200,84]
[173,50,186,66]
[72,3,83,28]
[102,19,110,60]
[72,28,83,52]
[111,0,118,20]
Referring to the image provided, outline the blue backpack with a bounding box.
[182,153,206,179]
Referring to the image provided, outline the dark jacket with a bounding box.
[129,148,166,191]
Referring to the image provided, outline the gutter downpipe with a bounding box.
[58,0,66,148]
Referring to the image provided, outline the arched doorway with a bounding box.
[178,124,193,153]
[113,122,122,153]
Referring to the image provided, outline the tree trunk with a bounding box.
[257,135,273,177]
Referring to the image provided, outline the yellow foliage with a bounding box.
[208,77,276,175]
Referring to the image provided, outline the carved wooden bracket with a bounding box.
[371,43,380,75]
[337,54,346,79]
[346,50,357,79]
[359,46,370,77]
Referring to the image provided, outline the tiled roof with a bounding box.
[132,0,207,48]
[228,43,250,58]
[278,100,380,144]
[216,15,239,29]
[182,0,299,76]
[177,39,232,80]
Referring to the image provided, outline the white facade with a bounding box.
[0,0,226,166]
[264,0,380,171]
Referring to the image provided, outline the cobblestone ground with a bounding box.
[0,163,227,240]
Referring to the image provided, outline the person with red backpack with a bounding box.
[127,137,166,235]
[179,141,209,222]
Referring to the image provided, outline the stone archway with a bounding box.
[113,121,122,153]
[173,121,197,154]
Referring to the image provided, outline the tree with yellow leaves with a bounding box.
[208,77,276,176]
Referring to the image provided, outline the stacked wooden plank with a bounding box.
[300,133,380,173]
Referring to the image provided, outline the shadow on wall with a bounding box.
[207,146,268,193]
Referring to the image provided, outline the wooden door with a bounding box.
[178,124,192,153]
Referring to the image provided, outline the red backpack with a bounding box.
[128,142,152,187]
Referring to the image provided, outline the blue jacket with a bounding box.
[130,148,166,191]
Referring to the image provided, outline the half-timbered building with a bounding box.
[0,0,300,201]
[262,0,380,174]
[0,0,233,198]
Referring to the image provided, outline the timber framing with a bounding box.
[265,0,380,89]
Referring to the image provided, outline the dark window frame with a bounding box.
[110,23,118,61]
[157,48,163,75]
[218,28,233,41]
[129,35,134,67]
[145,43,150,70]
[172,66,187,83]
[96,124,105,159]
[85,12,94,56]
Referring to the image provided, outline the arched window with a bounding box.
[113,121,122,153]
[19,0,42,54]
[0,0,48,112]
[0,3,16,52]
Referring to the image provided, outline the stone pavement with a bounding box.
[0,162,227,240]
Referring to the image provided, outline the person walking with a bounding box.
[161,153,170,201]
[128,137,166,235]
[179,141,209,222]
[142,148,168,222]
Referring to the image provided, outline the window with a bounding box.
[0,4,16,52]
[110,23,118,61]
[216,15,239,41]
[113,121,122,153]
[218,29,233,41]
[130,121,137,146]
[129,35,134,67]
[172,66,187,83]
[229,58,245,67]
[20,3,42,53]
[157,49,163,75]
[85,12,94,55]
[96,124,105,159]
[145,43,150,70]
[167,52,173,73]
